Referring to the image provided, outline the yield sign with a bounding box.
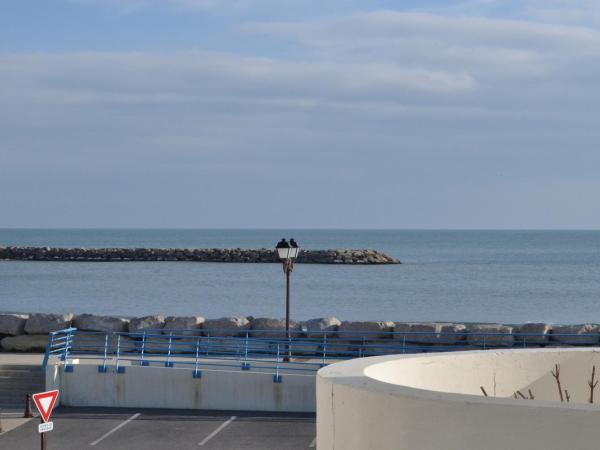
[32,389,59,423]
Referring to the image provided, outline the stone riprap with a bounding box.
[162,316,204,336]
[0,314,28,335]
[2,313,600,355]
[203,316,250,336]
[24,313,74,334]
[73,314,129,333]
[0,246,400,264]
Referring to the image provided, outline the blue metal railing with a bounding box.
[42,327,600,380]
[42,327,77,369]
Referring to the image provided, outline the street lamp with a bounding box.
[275,238,300,361]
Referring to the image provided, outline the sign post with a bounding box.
[32,389,59,450]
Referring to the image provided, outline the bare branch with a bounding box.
[528,389,535,400]
[480,386,488,397]
[516,390,527,400]
[589,365,598,404]
[565,390,571,402]
[551,364,564,402]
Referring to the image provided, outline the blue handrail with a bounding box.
[42,327,77,369]
[42,327,600,378]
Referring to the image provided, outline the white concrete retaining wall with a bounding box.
[47,363,315,412]
[317,348,600,450]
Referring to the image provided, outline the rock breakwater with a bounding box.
[0,246,400,264]
[1,313,597,354]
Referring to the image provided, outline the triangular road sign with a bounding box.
[32,390,59,423]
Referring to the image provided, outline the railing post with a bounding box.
[115,334,125,373]
[205,332,210,356]
[63,329,74,372]
[402,335,406,354]
[165,332,174,367]
[140,331,149,366]
[242,332,250,370]
[41,332,55,370]
[273,344,282,383]
[193,338,202,378]
[98,333,109,373]
[321,333,327,367]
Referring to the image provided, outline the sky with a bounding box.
[1,0,600,229]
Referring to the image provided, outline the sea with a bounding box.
[0,229,599,324]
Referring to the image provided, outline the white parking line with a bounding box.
[309,436,317,447]
[90,412,140,446]
[198,416,236,446]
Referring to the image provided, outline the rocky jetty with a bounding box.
[0,246,400,265]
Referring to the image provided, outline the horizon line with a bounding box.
[0,227,599,232]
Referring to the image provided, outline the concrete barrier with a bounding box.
[46,361,315,412]
[317,348,600,450]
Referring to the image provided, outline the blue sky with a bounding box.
[1,0,600,228]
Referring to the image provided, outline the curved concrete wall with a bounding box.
[317,348,600,450]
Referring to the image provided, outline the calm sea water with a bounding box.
[1,229,599,324]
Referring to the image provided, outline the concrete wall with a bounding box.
[47,363,315,412]
[317,348,600,450]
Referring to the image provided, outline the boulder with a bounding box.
[0,314,28,335]
[323,339,415,357]
[303,317,341,338]
[73,314,129,333]
[203,317,250,337]
[71,333,134,354]
[162,316,205,336]
[292,341,323,356]
[133,335,197,355]
[338,321,394,340]
[1,334,48,352]
[24,313,73,334]
[551,324,599,345]
[466,324,514,347]
[361,339,424,356]
[128,315,165,334]
[320,339,355,357]
[394,323,466,345]
[515,323,552,345]
[250,317,299,339]
[198,336,247,355]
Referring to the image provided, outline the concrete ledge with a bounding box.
[47,361,315,412]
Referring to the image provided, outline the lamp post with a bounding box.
[276,238,300,361]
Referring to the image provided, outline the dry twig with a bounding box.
[551,364,564,402]
[528,389,535,400]
[589,365,598,404]
[516,390,527,400]
[565,390,571,402]
[480,386,488,397]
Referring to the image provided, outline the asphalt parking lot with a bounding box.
[0,407,316,449]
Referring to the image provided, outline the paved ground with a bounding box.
[0,407,316,449]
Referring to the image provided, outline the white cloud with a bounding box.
[3,8,600,227]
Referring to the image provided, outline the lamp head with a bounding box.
[275,238,291,260]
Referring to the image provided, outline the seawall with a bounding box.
[1,313,597,354]
[0,246,400,264]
